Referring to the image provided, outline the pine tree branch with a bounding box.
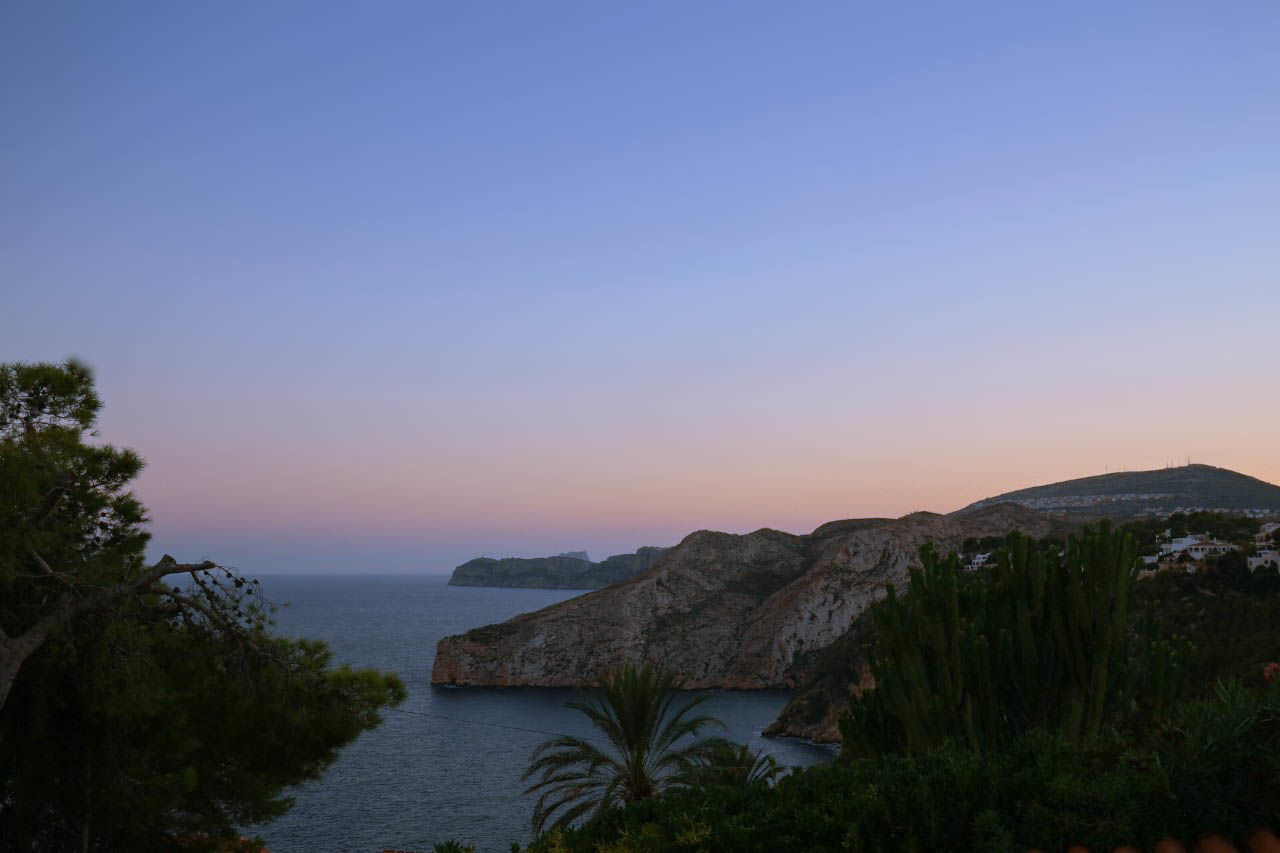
[0,555,218,711]
[25,541,56,577]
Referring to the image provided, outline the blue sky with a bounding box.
[3,2,1278,572]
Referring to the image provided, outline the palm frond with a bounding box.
[653,709,725,754]
[522,662,728,836]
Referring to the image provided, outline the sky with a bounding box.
[3,1,1278,573]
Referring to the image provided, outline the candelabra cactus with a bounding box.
[840,522,1189,757]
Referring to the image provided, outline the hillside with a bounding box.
[447,547,668,590]
[957,464,1280,518]
[434,464,1277,744]
[432,505,1067,701]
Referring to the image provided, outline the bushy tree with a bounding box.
[0,361,406,850]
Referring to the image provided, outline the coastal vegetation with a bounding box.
[0,361,406,850]
[770,509,1280,745]
[528,682,1280,851]
[509,524,1280,851]
[839,524,1183,756]
[1132,554,1280,693]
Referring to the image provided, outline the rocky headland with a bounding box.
[447,547,668,590]
[432,504,1072,739]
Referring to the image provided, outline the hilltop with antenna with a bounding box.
[956,463,1280,518]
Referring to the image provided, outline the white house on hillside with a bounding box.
[1248,523,1279,572]
[1183,539,1237,559]
[1249,550,1280,571]
[1158,533,1238,559]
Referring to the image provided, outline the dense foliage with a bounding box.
[774,512,1280,741]
[526,681,1280,853]
[2,617,406,849]
[0,361,406,850]
[499,521,1280,852]
[840,524,1184,757]
[0,360,149,609]
[1133,559,1280,696]
[960,533,1065,556]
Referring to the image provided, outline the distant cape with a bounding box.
[447,546,669,590]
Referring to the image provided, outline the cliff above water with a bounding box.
[432,505,1069,704]
[447,547,668,590]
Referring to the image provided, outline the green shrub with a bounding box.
[1132,564,1280,696]
[526,682,1280,852]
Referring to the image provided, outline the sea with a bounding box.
[245,574,835,853]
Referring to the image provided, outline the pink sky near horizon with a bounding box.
[98,373,1280,572]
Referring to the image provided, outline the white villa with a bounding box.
[1184,539,1238,559]
[1250,522,1280,571]
[1157,532,1237,559]
[1251,551,1280,571]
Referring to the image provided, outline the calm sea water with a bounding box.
[247,574,834,853]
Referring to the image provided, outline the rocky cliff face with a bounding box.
[447,546,669,590]
[432,505,1064,704]
[761,609,876,743]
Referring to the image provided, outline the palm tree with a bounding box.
[522,663,725,834]
[679,740,783,787]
